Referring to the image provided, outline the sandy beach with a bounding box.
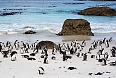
[0,34,116,78]
[0,0,116,77]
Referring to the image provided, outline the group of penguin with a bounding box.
[0,37,116,75]
[88,37,116,66]
[0,40,46,74]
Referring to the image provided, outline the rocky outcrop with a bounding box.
[89,0,116,1]
[63,3,85,5]
[78,0,116,1]
[38,41,57,49]
[0,8,25,16]
[57,19,94,36]
[78,7,116,16]
[24,30,36,34]
[0,12,22,16]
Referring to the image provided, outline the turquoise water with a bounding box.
[0,0,116,35]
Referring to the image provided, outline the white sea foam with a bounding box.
[91,21,116,33]
[0,23,63,35]
[0,20,116,35]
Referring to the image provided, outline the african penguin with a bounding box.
[38,67,44,75]
[11,54,16,61]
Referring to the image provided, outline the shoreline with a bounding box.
[0,33,115,43]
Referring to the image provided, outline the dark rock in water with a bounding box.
[48,6,57,7]
[24,30,36,34]
[63,3,85,5]
[57,19,94,36]
[88,0,116,1]
[3,8,26,11]
[0,12,22,16]
[78,7,116,16]
[68,67,77,70]
[38,41,57,49]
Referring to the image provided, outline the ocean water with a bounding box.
[0,0,116,36]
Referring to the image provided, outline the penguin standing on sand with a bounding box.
[30,43,35,50]
[10,51,17,61]
[102,38,106,44]
[43,46,48,64]
[77,43,83,52]
[21,41,26,52]
[38,67,44,75]
[43,56,48,64]
[98,48,104,55]
[97,40,102,47]
[83,53,87,61]
[111,47,116,57]
[6,41,11,47]
[63,50,67,61]
[88,46,93,53]
[20,47,24,54]
[11,54,16,61]
[24,43,30,53]
[35,40,39,46]
[14,40,18,49]
[91,43,94,50]
[102,58,107,66]
[44,46,48,56]
[104,52,109,61]
[1,43,5,50]
[92,41,97,49]
[15,42,20,50]
[0,42,3,52]
[99,45,102,50]
[61,43,67,50]
[109,37,112,42]
[14,40,18,45]
[70,46,74,54]
[8,44,13,53]
[105,40,109,48]
[33,43,41,53]
[52,46,57,55]
[81,40,86,47]
[67,43,70,51]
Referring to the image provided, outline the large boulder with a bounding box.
[57,19,94,36]
[86,0,116,1]
[78,7,116,16]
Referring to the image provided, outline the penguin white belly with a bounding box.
[38,67,44,74]
[11,54,16,61]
